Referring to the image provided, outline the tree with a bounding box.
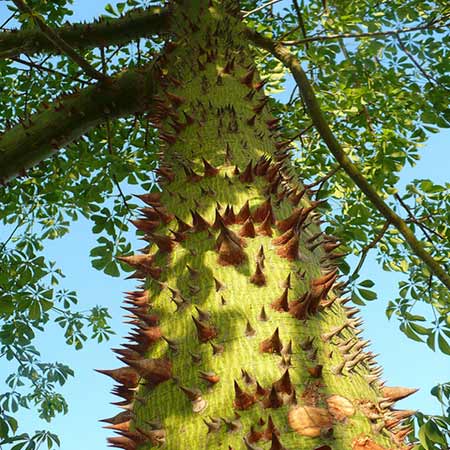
[0,0,449,449]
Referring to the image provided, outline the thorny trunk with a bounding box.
[98,1,416,449]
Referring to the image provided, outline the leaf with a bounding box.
[104,3,117,16]
[359,279,374,288]
[409,322,431,336]
[385,301,396,320]
[438,334,450,355]
[426,332,436,351]
[351,291,366,306]
[6,415,18,433]
[0,295,15,316]
[421,420,447,445]
[358,288,377,301]
[104,261,120,277]
[11,443,27,450]
[28,302,41,321]
[0,419,8,438]
[402,323,424,343]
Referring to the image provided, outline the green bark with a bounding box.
[0,65,158,182]
[100,2,415,449]
[0,6,170,59]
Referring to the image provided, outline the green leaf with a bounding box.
[421,420,447,445]
[359,279,375,288]
[11,443,27,450]
[358,288,377,300]
[402,323,424,342]
[28,302,41,321]
[0,295,15,316]
[351,291,366,306]
[6,415,18,433]
[104,261,120,277]
[438,333,450,355]
[0,419,9,438]
[409,322,431,336]
[104,3,117,16]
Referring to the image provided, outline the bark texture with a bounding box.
[99,1,416,449]
[0,6,170,59]
[0,67,158,182]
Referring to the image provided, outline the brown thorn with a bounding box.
[259,328,283,354]
[234,380,256,410]
[250,261,266,286]
[258,306,269,321]
[271,288,289,312]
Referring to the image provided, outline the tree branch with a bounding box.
[347,220,391,284]
[0,6,171,59]
[100,47,133,215]
[308,165,341,192]
[11,56,89,84]
[395,34,446,90]
[242,0,283,18]
[12,0,106,81]
[281,22,448,46]
[337,39,375,135]
[0,64,159,182]
[245,27,450,291]
[395,193,444,246]
[291,0,309,50]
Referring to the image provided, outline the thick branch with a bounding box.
[0,6,171,59]
[12,0,106,81]
[245,27,450,291]
[0,64,158,182]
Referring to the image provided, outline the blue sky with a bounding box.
[0,1,449,449]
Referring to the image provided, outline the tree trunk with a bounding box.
[99,1,415,449]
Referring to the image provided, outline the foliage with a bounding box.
[412,382,450,450]
[0,0,449,448]
[245,0,450,351]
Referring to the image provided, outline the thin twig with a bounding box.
[100,47,132,215]
[395,193,443,247]
[10,56,88,85]
[292,0,309,50]
[136,39,142,66]
[347,221,391,284]
[0,204,36,254]
[278,24,301,41]
[144,117,151,150]
[0,12,17,30]
[0,222,22,253]
[289,123,314,143]
[338,40,375,135]
[406,217,445,242]
[395,35,446,89]
[282,22,448,46]
[242,0,283,18]
[71,45,124,82]
[308,165,341,194]
[9,346,41,390]
[12,0,107,81]
[287,84,298,105]
[22,67,33,120]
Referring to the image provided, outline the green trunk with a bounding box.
[99,2,415,449]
